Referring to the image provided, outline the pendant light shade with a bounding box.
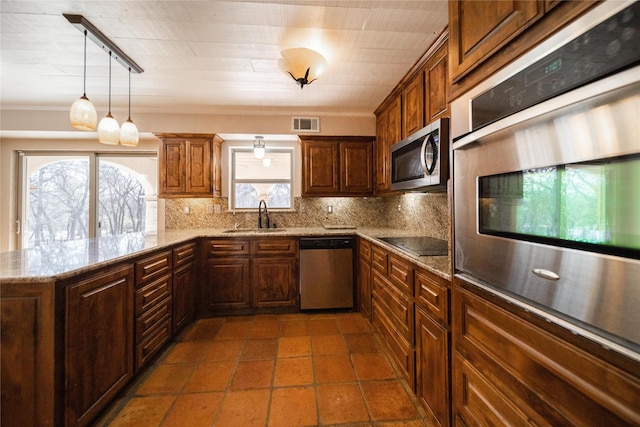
[120,68,139,147]
[278,47,327,89]
[253,136,266,159]
[98,51,120,145]
[70,30,97,130]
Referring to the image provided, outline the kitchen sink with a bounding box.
[222,228,287,233]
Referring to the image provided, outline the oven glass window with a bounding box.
[478,155,639,258]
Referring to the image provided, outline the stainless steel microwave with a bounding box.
[390,118,449,192]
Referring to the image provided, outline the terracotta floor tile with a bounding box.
[108,396,175,427]
[314,354,356,383]
[202,339,244,361]
[163,341,210,364]
[229,359,274,390]
[215,320,254,340]
[240,338,278,360]
[361,380,420,421]
[317,383,369,424]
[279,319,310,336]
[311,334,348,355]
[248,319,281,338]
[277,335,311,358]
[160,392,223,427]
[215,389,270,427]
[352,353,396,380]
[268,386,317,427]
[273,357,314,386]
[336,313,372,333]
[344,332,380,353]
[183,361,235,392]
[309,318,341,335]
[180,318,225,341]
[135,364,193,395]
[376,420,428,426]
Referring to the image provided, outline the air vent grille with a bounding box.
[292,116,319,132]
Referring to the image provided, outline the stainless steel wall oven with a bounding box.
[451,0,640,361]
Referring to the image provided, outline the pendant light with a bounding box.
[69,30,97,130]
[97,51,120,145]
[119,67,139,147]
[253,136,266,159]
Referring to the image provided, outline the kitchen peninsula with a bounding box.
[1,227,450,427]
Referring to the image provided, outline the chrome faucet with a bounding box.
[258,200,270,229]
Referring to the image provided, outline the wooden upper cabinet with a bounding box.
[375,95,401,195]
[449,0,543,83]
[302,139,339,195]
[424,42,449,123]
[340,141,373,194]
[403,72,424,137]
[156,133,223,198]
[301,136,374,196]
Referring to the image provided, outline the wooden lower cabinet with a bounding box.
[201,237,298,315]
[452,282,640,426]
[416,307,450,427]
[65,265,134,427]
[1,281,56,427]
[357,238,372,321]
[172,242,197,332]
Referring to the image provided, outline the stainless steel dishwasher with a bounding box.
[299,237,354,310]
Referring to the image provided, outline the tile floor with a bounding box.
[97,312,428,426]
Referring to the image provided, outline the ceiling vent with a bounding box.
[292,116,319,132]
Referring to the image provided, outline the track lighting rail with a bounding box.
[64,13,144,74]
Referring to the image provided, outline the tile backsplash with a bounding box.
[164,193,450,239]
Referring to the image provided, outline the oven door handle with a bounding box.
[421,135,438,176]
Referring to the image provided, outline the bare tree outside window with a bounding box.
[26,158,147,248]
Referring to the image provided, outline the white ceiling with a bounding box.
[0,1,448,116]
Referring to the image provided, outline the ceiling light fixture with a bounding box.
[253,136,266,159]
[119,68,139,147]
[278,47,327,89]
[69,30,97,131]
[97,51,120,145]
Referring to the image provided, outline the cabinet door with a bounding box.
[376,95,401,194]
[251,257,297,308]
[173,261,196,332]
[204,257,251,310]
[449,0,542,82]
[65,266,134,427]
[340,141,373,195]
[159,140,186,195]
[185,139,212,194]
[416,308,450,427]
[302,140,339,195]
[358,239,372,320]
[424,42,448,122]
[403,71,424,137]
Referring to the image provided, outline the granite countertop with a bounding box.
[0,227,451,282]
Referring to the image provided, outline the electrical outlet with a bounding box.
[183,205,190,214]
[327,205,333,214]
[214,204,222,214]
[207,204,214,214]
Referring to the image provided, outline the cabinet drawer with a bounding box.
[371,245,388,274]
[372,271,414,342]
[135,251,171,287]
[251,238,297,256]
[207,239,250,256]
[136,296,172,342]
[173,242,196,268]
[388,254,413,294]
[136,276,172,315]
[136,317,171,370]
[372,300,415,389]
[359,238,372,262]
[414,268,449,325]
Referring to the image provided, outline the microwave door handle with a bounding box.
[421,135,438,175]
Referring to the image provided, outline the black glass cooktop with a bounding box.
[378,236,448,257]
